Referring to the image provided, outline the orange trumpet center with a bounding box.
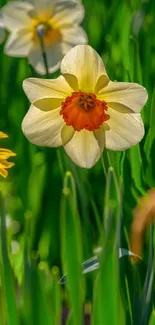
[33,22,61,46]
[60,91,110,131]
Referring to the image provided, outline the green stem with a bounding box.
[37,25,49,78]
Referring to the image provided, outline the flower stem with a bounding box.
[37,25,49,78]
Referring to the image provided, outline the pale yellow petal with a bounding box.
[94,75,110,93]
[94,128,105,150]
[105,107,144,150]
[63,74,79,91]
[5,29,33,57]
[33,98,64,111]
[61,45,109,92]
[23,75,73,104]
[98,81,148,113]
[61,125,75,146]
[64,129,103,168]
[2,1,33,32]
[22,105,64,147]
[50,1,85,28]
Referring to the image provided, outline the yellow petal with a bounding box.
[105,107,144,150]
[98,81,148,113]
[0,148,16,159]
[64,129,103,168]
[63,74,79,91]
[94,128,105,150]
[0,168,8,178]
[22,105,64,147]
[23,75,73,106]
[0,132,8,139]
[61,125,75,146]
[0,160,15,169]
[61,45,109,92]
[0,160,15,178]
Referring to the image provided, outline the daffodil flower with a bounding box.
[0,13,5,44]
[0,132,16,178]
[22,45,148,168]
[2,0,87,75]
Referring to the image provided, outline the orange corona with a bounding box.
[60,91,110,131]
[33,22,61,46]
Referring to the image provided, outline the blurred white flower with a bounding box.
[22,45,148,168]
[2,0,87,74]
[0,14,5,44]
[11,240,20,255]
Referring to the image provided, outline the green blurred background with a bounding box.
[0,0,155,324]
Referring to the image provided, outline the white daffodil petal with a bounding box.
[105,107,144,150]
[64,129,103,168]
[5,30,33,57]
[61,45,108,92]
[22,105,64,147]
[30,0,54,19]
[50,0,85,28]
[2,1,33,32]
[98,81,148,113]
[23,75,73,104]
[28,43,63,75]
[61,125,75,145]
[61,25,88,45]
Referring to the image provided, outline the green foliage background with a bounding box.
[0,0,155,324]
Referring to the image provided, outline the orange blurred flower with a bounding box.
[131,189,155,258]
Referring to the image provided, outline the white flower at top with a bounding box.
[0,13,5,44]
[22,45,148,168]
[2,0,87,74]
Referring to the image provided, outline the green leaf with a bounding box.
[128,145,145,195]
[60,171,84,325]
[23,250,52,325]
[149,311,155,325]
[92,167,125,325]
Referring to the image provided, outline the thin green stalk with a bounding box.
[37,25,49,78]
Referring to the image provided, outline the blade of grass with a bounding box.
[92,167,125,325]
[149,311,155,325]
[60,171,84,325]
[23,248,53,325]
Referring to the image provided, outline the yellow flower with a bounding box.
[2,0,87,75]
[0,132,16,178]
[22,45,148,168]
